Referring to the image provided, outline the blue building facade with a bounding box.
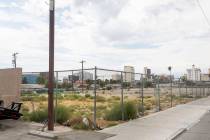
[22,74,39,84]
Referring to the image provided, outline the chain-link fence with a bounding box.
[21,67,210,129]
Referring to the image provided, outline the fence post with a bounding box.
[55,71,58,124]
[186,86,187,96]
[157,76,160,111]
[200,87,202,97]
[93,66,97,129]
[179,79,181,103]
[192,85,194,98]
[71,70,74,91]
[121,72,124,121]
[170,78,173,108]
[141,74,144,115]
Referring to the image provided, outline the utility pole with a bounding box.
[48,0,55,131]
[12,52,18,68]
[80,60,86,93]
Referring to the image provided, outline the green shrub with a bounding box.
[21,96,32,101]
[124,101,138,120]
[21,105,30,121]
[22,112,31,121]
[97,105,107,110]
[57,94,64,100]
[64,94,84,100]
[29,105,71,124]
[144,102,152,110]
[21,105,29,112]
[111,96,120,101]
[29,108,48,123]
[21,94,47,102]
[105,101,137,121]
[96,96,106,102]
[55,105,71,124]
[72,123,89,130]
[85,94,91,98]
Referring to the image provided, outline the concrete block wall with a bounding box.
[0,68,22,107]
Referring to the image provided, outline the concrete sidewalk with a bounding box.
[101,97,210,140]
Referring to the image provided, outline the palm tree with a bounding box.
[168,66,172,72]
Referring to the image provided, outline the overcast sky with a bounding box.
[0,0,210,76]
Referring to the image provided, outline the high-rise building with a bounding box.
[124,66,135,83]
[75,71,93,81]
[112,74,121,81]
[187,65,201,81]
[144,67,151,79]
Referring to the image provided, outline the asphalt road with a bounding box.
[175,111,210,140]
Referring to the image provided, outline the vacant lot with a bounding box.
[20,87,206,129]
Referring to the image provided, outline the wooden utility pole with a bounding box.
[48,0,55,131]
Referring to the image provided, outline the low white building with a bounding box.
[201,74,210,81]
[111,74,121,81]
[187,65,201,81]
[75,71,93,80]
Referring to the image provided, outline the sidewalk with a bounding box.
[101,97,210,140]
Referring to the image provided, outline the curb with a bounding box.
[28,130,58,139]
[167,128,187,140]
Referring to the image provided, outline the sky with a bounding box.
[0,0,210,76]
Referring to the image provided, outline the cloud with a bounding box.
[0,0,210,77]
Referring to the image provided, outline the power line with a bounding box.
[196,0,210,27]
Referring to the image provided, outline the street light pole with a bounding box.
[48,0,55,131]
[12,53,18,68]
[168,66,172,108]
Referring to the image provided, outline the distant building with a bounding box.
[63,77,69,83]
[112,74,121,81]
[201,74,210,81]
[22,73,39,84]
[159,74,174,82]
[68,75,79,82]
[75,80,88,88]
[75,71,93,81]
[208,68,210,77]
[187,65,201,81]
[144,67,151,79]
[124,66,135,83]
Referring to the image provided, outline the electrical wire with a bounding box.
[196,0,210,27]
